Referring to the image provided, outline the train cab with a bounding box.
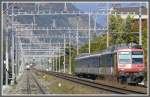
[117,48,145,83]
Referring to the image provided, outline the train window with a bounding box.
[102,54,112,67]
[107,54,113,66]
[119,51,131,64]
[132,51,143,64]
[132,51,143,55]
[132,58,143,64]
[88,57,99,67]
[100,55,105,67]
[76,56,101,68]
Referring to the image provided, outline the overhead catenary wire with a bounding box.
[2,2,145,80]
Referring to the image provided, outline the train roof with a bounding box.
[75,43,142,60]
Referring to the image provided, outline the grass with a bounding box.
[34,71,100,94]
[48,78,99,94]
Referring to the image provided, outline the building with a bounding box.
[110,6,147,19]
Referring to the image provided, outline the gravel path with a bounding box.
[3,70,50,95]
[3,71,29,95]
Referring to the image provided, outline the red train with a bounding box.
[75,44,145,84]
[117,47,144,84]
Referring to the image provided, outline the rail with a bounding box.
[33,68,147,94]
[26,70,45,94]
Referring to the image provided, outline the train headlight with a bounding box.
[120,69,125,71]
[139,69,142,71]
[120,64,126,67]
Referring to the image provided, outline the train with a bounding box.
[26,65,30,70]
[74,44,145,84]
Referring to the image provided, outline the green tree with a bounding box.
[109,15,134,45]
[109,15,117,33]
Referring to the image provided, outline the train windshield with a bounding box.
[119,51,131,64]
[132,51,143,64]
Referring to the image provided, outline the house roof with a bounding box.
[111,7,147,15]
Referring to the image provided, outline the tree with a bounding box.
[109,15,136,45]
[124,15,132,43]
[109,15,117,33]
[125,15,132,33]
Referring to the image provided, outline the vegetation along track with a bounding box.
[26,70,45,94]
[33,68,146,94]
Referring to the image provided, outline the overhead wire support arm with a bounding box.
[88,9,91,54]
[58,42,61,72]
[69,28,71,74]
[11,3,16,85]
[139,6,142,46]
[107,3,109,48]
[76,22,79,55]
[63,34,66,73]
[4,2,9,86]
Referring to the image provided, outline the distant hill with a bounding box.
[3,3,103,47]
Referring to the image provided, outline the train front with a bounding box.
[117,48,145,84]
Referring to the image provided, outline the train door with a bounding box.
[100,55,105,75]
[113,53,118,78]
[104,55,107,75]
[98,56,101,75]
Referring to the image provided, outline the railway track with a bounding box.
[26,70,46,94]
[26,71,31,94]
[31,72,46,94]
[33,69,146,94]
